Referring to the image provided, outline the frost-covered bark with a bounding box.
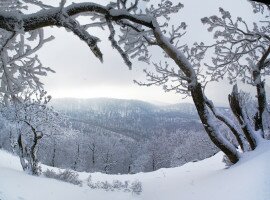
[191,83,239,163]
[228,85,258,150]
[204,96,246,151]
[17,133,28,171]
[254,46,270,136]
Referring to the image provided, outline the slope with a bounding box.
[0,140,269,200]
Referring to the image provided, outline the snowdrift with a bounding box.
[0,140,269,200]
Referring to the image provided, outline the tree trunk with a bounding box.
[205,97,246,151]
[153,26,239,164]
[253,70,267,134]
[228,85,258,150]
[73,143,80,170]
[17,133,28,171]
[91,144,96,166]
[191,83,239,164]
[30,130,41,175]
[51,141,56,167]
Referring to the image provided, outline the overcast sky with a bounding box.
[34,0,263,106]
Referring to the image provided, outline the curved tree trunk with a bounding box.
[205,97,246,151]
[17,133,28,171]
[253,45,270,137]
[228,85,258,150]
[22,121,43,175]
[191,83,239,163]
[30,129,42,175]
[152,28,240,163]
[152,26,239,164]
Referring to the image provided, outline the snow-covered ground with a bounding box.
[0,140,269,200]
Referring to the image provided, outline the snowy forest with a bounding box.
[0,0,269,200]
[1,98,219,174]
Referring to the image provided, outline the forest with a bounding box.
[0,0,269,200]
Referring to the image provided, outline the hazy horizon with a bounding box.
[49,96,232,107]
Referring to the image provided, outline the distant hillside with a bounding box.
[50,98,201,141]
[0,98,220,174]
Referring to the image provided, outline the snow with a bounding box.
[0,140,270,200]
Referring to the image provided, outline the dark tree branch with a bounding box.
[204,96,246,151]
[106,16,132,68]
[249,0,270,5]
[228,85,257,150]
[0,3,154,32]
[0,2,154,62]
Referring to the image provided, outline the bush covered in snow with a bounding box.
[43,169,82,186]
[43,169,142,194]
[130,181,143,195]
[87,175,142,195]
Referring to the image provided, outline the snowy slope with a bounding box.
[0,140,269,200]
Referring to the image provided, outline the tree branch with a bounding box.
[249,0,270,6]
[0,3,154,32]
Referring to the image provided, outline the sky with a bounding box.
[32,0,263,106]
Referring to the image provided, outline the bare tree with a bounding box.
[1,93,63,175]
[89,140,97,168]
[100,140,117,174]
[51,138,57,167]
[73,142,80,170]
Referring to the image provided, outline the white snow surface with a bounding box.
[0,140,270,200]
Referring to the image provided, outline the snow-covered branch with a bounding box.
[201,6,270,84]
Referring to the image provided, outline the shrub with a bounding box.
[130,181,142,195]
[43,169,82,186]
[87,175,142,195]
